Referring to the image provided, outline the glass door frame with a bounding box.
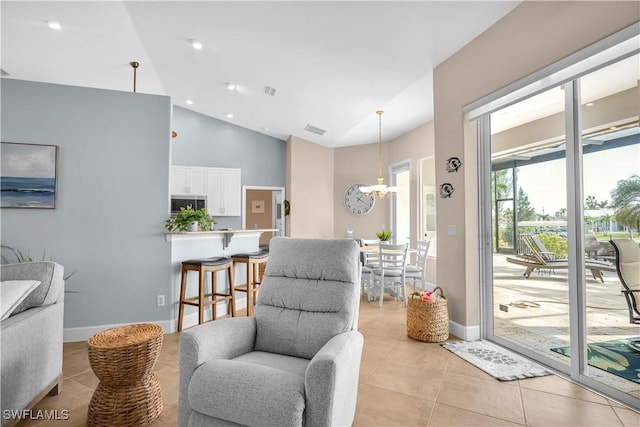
[475,24,639,408]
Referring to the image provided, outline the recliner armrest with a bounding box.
[180,317,257,367]
[179,317,257,427]
[305,330,364,427]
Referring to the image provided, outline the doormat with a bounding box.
[551,337,640,383]
[441,340,553,381]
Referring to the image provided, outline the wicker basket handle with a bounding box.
[433,286,445,298]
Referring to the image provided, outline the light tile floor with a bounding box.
[15,295,640,426]
[493,254,640,398]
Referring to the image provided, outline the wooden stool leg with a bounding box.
[178,266,188,332]
[252,262,259,310]
[247,261,254,316]
[211,270,218,320]
[198,268,205,325]
[228,265,236,317]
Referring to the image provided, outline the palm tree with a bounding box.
[611,175,640,235]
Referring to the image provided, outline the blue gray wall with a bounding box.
[1,79,173,329]
[171,106,286,229]
[1,80,287,333]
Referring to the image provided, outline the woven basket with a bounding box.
[87,323,163,427]
[406,286,449,343]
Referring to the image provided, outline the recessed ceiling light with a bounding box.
[226,113,234,119]
[190,39,203,50]
[186,99,193,105]
[47,20,62,30]
[225,82,237,91]
[586,102,594,107]
[609,126,617,130]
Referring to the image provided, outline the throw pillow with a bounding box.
[0,280,41,320]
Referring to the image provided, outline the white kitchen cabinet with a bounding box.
[171,166,207,196]
[207,168,241,216]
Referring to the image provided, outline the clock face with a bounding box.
[344,183,375,215]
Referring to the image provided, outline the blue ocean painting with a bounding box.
[1,176,56,208]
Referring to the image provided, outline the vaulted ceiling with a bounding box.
[1,1,521,147]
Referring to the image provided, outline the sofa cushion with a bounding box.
[0,262,64,314]
[188,359,305,427]
[0,280,40,320]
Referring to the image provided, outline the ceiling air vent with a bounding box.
[263,86,277,96]
[304,124,327,136]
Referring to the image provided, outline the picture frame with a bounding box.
[251,200,265,214]
[1,142,59,209]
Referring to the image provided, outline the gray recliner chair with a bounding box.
[179,237,363,427]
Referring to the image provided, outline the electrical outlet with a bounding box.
[156,295,165,307]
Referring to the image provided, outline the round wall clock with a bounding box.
[344,183,375,215]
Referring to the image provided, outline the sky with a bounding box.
[517,143,639,216]
[1,142,57,178]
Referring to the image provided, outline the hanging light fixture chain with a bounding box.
[359,109,398,200]
[377,110,383,178]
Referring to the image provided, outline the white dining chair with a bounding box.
[405,240,431,292]
[359,238,380,298]
[371,242,408,307]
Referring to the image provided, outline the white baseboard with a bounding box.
[63,299,248,343]
[63,320,174,343]
[449,320,480,341]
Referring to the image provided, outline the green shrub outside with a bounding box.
[537,234,568,259]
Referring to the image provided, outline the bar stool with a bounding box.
[232,251,269,316]
[177,257,235,332]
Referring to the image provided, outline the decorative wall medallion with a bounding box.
[439,183,455,198]
[446,156,462,173]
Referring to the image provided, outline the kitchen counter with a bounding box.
[166,228,278,330]
[165,228,278,246]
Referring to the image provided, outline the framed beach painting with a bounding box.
[1,142,58,209]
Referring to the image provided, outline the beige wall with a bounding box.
[286,135,335,238]
[333,122,435,242]
[334,142,388,240]
[433,1,639,328]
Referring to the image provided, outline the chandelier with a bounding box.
[359,110,399,199]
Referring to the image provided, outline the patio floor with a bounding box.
[492,253,639,398]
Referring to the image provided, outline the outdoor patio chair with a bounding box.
[585,234,616,262]
[506,234,616,283]
[609,239,640,324]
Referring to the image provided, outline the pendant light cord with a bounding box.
[377,110,383,178]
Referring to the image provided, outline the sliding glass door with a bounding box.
[489,86,570,368]
[478,29,639,407]
[580,53,639,397]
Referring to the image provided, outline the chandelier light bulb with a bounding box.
[47,20,62,30]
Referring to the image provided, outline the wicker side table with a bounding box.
[87,323,163,427]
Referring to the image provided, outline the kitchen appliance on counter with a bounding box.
[171,196,206,214]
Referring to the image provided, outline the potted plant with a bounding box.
[165,205,215,232]
[375,229,392,242]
